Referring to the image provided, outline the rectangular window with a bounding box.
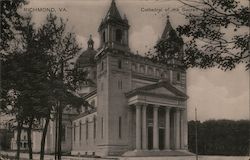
[119,116,122,139]
[94,116,96,139]
[73,123,76,141]
[101,82,103,91]
[101,117,104,139]
[177,72,181,81]
[24,142,27,148]
[118,60,122,69]
[62,125,66,142]
[86,120,88,139]
[118,80,123,89]
[101,61,104,71]
[79,121,81,141]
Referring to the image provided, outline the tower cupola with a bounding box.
[157,16,184,67]
[98,0,130,51]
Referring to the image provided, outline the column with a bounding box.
[183,107,188,150]
[153,106,159,150]
[136,104,142,150]
[128,107,133,150]
[142,105,148,150]
[180,109,185,149]
[164,107,170,150]
[175,109,181,149]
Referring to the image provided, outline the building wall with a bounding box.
[74,51,188,156]
[11,129,42,152]
[45,114,73,154]
[96,55,110,156]
[105,54,132,155]
[71,112,97,156]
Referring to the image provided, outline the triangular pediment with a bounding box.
[125,81,188,100]
[144,87,177,97]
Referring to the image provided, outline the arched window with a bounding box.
[148,67,153,75]
[140,65,145,73]
[116,29,122,43]
[132,63,137,71]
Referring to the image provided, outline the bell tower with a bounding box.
[95,0,131,156]
[98,0,130,51]
[159,16,186,92]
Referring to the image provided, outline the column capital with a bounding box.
[174,107,184,111]
[179,107,186,111]
[165,106,171,111]
[153,105,160,109]
[142,104,147,111]
[135,103,142,109]
[135,102,148,107]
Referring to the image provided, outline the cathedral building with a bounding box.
[10,0,191,157]
[70,0,190,157]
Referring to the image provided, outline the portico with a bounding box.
[133,103,186,151]
[125,81,188,153]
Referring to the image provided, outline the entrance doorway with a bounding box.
[170,109,175,149]
[148,126,153,150]
[159,128,165,150]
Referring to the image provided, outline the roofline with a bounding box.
[125,80,188,99]
[72,108,97,121]
[83,89,97,99]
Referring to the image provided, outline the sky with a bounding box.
[18,0,249,121]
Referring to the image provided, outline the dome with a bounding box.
[76,35,97,68]
[76,49,97,68]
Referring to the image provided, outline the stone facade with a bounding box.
[71,0,189,157]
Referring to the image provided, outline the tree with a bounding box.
[1,2,85,160]
[1,14,52,159]
[176,0,249,70]
[148,0,249,71]
[188,120,250,155]
[36,13,85,160]
[1,1,27,158]
[0,0,27,51]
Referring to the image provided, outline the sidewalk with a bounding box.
[0,151,117,160]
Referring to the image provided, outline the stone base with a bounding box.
[97,145,128,157]
[122,149,195,157]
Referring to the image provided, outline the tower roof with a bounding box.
[161,16,174,39]
[98,0,128,31]
[105,0,122,21]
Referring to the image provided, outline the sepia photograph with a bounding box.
[0,0,249,160]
